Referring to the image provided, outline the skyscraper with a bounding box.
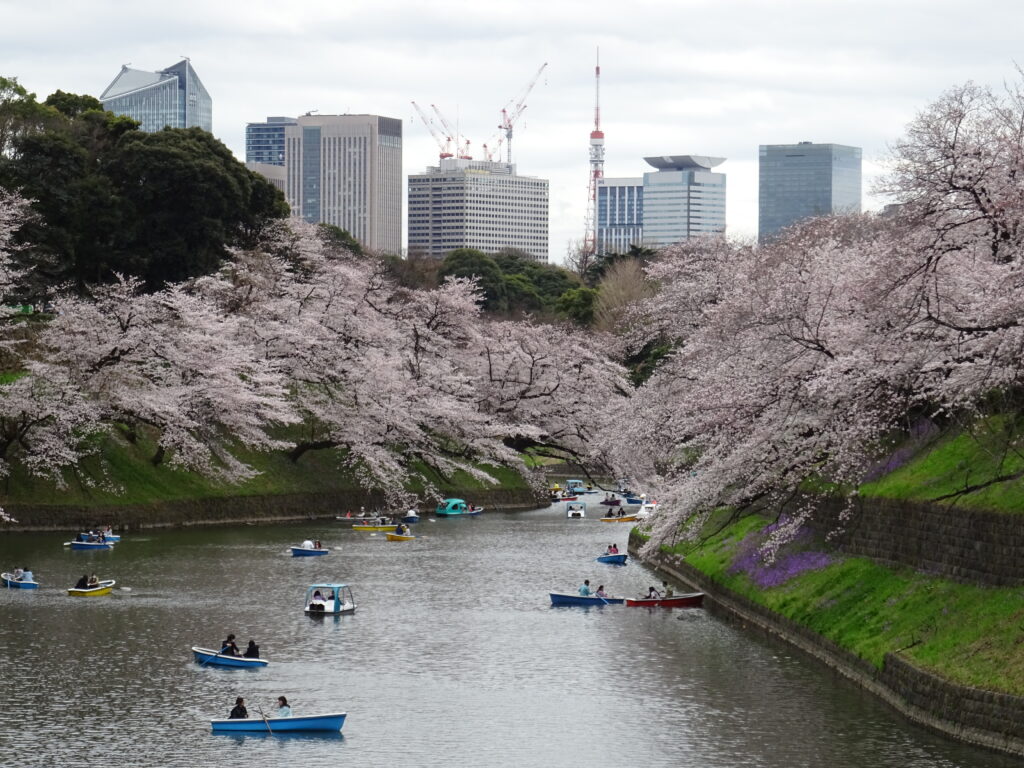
[246,116,297,166]
[284,114,402,254]
[407,158,549,261]
[641,155,726,248]
[758,142,862,242]
[596,177,643,255]
[99,59,211,133]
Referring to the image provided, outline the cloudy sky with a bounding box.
[3,0,1023,261]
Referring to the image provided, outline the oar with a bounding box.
[199,646,230,667]
[257,705,275,738]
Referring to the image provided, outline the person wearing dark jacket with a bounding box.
[222,634,240,656]
[228,697,247,719]
[75,575,89,589]
[243,640,260,659]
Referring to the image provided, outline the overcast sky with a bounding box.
[3,0,1023,262]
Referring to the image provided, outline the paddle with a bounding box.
[257,705,275,738]
[200,646,230,667]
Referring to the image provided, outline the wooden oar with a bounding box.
[199,646,230,667]
[257,705,275,737]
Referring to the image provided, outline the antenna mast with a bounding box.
[582,49,604,261]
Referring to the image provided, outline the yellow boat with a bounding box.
[352,524,396,531]
[385,532,416,541]
[599,514,638,523]
[67,579,116,597]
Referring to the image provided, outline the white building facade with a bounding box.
[284,114,402,254]
[596,177,643,255]
[407,158,549,261]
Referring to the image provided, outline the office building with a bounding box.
[99,59,211,133]
[284,114,402,254]
[408,158,549,262]
[596,178,643,255]
[246,116,296,166]
[758,142,862,242]
[641,155,726,248]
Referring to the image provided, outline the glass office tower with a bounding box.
[100,59,211,133]
[246,117,297,166]
[758,142,861,242]
[641,155,726,248]
[596,178,643,255]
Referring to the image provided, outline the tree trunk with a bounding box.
[288,440,340,463]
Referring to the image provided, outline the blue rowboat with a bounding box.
[291,547,329,557]
[210,712,346,733]
[596,553,628,565]
[549,592,624,606]
[65,540,114,551]
[191,646,269,668]
[1,572,39,589]
[79,532,121,542]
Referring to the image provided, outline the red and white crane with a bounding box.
[430,104,473,160]
[497,62,548,165]
[410,101,453,160]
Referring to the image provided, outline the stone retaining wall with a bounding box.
[632,532,1024,758]
[2,487,542,532]
[808,496,1024,586]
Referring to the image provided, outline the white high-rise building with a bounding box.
[284,114,402,254]
[641,155,726,247]
[407,158,549,261]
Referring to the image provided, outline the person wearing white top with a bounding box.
[301,539,314,549]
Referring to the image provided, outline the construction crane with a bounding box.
[497,62,548,165]
[431,104,472,160]
[411,101,453,160]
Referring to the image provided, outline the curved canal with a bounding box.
[0,507,1019,768]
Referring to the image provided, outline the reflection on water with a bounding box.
[0,510,1020,768]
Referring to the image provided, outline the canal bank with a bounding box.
[629,501,1024,759]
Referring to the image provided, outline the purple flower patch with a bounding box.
[728,523,833,588]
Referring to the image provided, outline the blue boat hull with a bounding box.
[68,541,113,550]
[596,553,628,565]
[1,574,39,589]
[401,515,420,523]
[549,592,624,606]
[192,647,269,668]
[210,713,346,732]
[80,533,121,542]
[291,547,330,557]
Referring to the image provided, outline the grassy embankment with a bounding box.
[0,428,529,508]
[660,420,1024,695]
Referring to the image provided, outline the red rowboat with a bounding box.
[624,592,704,608]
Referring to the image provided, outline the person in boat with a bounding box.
[21,567,32,583]
[607,544,619,554]
[87,574,99,587]
[644,586,662,599]
[229,697,248,719]
[394,521,404,534]
[325,590,334,602]
[222,634,240,656]
[313,539,322,549]
[276,696,292,718]
[243,640,260,659]
[75,574,89,589]
[662,580,674,598]
[578,579,592,597]
[13,567,24,580]
[595,585,609,598]
[301,539,314,549]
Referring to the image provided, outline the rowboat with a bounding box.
[598,498,621,506]
[64,540,114,551]
[385,532,416,541]
[402,511,420,523]
[191,646,269,668]
[625,592,705,608]
[1,572,39,589]
[596,553,628,565]
[305,583,357,615]
[290,546,330,557]
[210,712,347,733]
[549,592,624,606]
[599,514,638,523]
[351,523,395,531]
[67,579,115,597]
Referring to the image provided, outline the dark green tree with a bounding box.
[502,273,544,313]
[556,286,599,325]
[438,248,507,311]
